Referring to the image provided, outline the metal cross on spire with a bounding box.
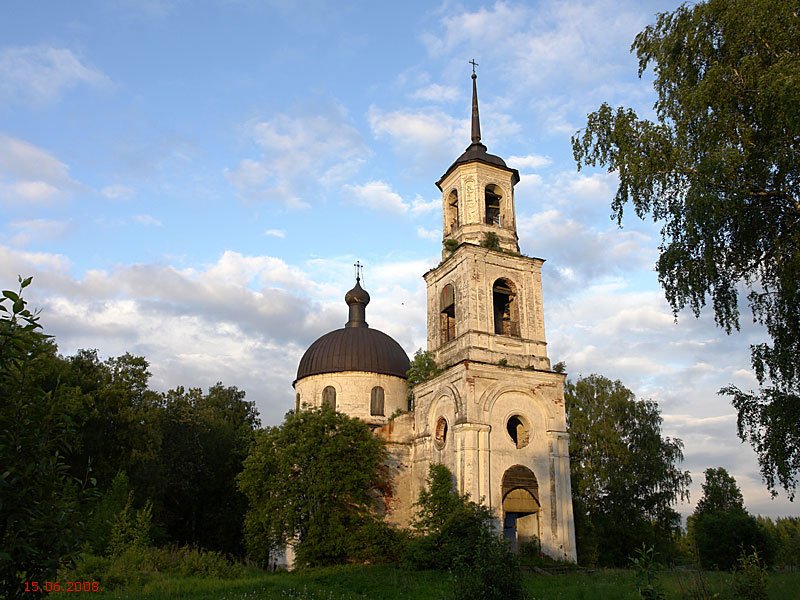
[354,260,363,282]
[469,58,479,74]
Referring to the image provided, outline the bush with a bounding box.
[480,232,500,250]
[66,545,247,590]
[345,519,408,564]
[693,510,772,570]
[408,464,526,600]
[732,550,768,600]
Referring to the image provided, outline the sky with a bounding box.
[1,0,796,518]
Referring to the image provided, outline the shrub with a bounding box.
[732,550,768,600]
[480,232,500,250]
[408,464,526,600]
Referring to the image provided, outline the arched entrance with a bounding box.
[502,465,540,551]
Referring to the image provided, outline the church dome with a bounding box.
[295,277,410,383]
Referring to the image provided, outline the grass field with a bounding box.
[97,564,800,599]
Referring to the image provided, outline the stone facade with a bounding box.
[294,371,407,428]
[293,72,577,563]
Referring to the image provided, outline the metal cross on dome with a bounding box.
[354,261,363,282]
[469,59,479,74]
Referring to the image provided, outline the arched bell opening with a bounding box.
[485,184,502,226]
[440,283,456,344]
[502,465,540,552]
[492,278,520,337]
[446,189,459,233]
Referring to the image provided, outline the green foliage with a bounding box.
[0,276,95,598]
[480,231,500,250]
[156,383,259,554]
[57,355,258,555]
[108,493,153,557]
[67,545,246,591]
[572,0,800,499]
[689,467,772,570]
[565,374,690,566]
[443,238,459,252]
[629,545,666,600]
[84,472,133,555]
[757,515,800,568]
[406,349,442,388]
[408,464,526,600]
[732,550,769,600]
[695,467,744,515]
[238,405,391,567]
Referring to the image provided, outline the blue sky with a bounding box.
[1,0,795,517]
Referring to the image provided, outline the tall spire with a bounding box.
[470,59,481,144]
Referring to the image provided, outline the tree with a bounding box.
[695,467,745,515]
[158,383,259,554]
[689,467,771,570]
[237,405,391,567]
[0,277,94,598]
[406,349,442,388]
[572,0,800,499]
[566,374,691,566]
[407,464,526,600]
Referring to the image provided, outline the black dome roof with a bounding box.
[295,276,410,383]
[295,326,410,382]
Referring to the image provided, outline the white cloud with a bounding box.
[368,106,464,167]
[101,184,135,200]
[507,154,552,171]
[341,182,439,219]
[264,228,286,238]
[0,246,432,426]
[420,0,659,128]
[0,134,78,204]
[410,195,439,215]
[7,219,72,246]
[344,181,408,214]
[0,46,111,107]
[226,110,368,208]
[411,83,459,103]
[417,226,439,240]
[133,214,163,227]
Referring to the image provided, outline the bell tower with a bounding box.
[424,68,551,372]
[439,68,520,254]
[409,65,577,563]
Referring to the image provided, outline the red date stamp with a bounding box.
[24,581,103,593]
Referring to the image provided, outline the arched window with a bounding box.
[485,184,502,226]
[440,283,456,343]
[501,465,540,550]
[506,414,531,449]
[446,189,459,233]
[434,417,448,450]
[322,386,336,410]
[295,392,301,412]
[493,278,520,337]
[370,386,385,416]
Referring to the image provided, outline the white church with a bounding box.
[292,70,577,563]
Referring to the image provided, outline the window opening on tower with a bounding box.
[447,190,459,233]
[440,284,456,343]
[485,185,501,226]
[322,386,336,410]
[493,278,520,337]
[370,386,385,416]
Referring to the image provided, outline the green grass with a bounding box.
[96,565,800,599]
